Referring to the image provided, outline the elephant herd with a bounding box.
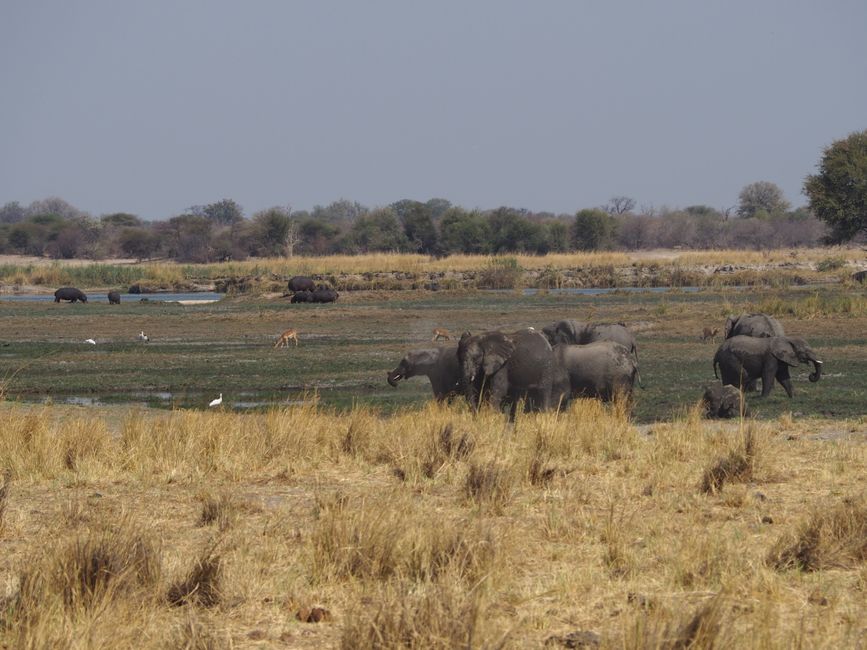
[389,320,640,420]
[389,313,824,420]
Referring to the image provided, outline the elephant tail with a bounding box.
[634,365,644,389]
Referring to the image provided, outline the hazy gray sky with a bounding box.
[2,1,865,219]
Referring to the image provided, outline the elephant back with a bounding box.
[726,313,785,339]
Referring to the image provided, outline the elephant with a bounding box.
[54,287,88,303]
[311,288,339,303]
[288,276,316,293]
[387,346,462,402]
[290,290,314,303]
[551,341,639,407]
[107,291,121,305]
[724,313,785,339]
[542,320,638,359]
[458,328,555,419]
[702,384,748,419]
[713,335,822,398]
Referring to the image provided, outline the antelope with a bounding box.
[431,327,452,342]
[701,327,719,343]
[274,328,299,348]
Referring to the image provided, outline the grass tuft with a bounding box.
[767,495,867,571]
[699,429,756,494]
[340,581,493,650]
[167,546,223,608]
[464,462,514,512]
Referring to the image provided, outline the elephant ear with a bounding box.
[481,333,515,376]
[770,337,800,367]
[724,316,736,338]
[557,320,581,344]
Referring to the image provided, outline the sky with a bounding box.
[1,1,865,220]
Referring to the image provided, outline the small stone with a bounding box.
[296,606,332,623]
[761,515,774,524]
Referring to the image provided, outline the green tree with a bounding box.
[344,208,408,253]
[296,218,340,255]
[573,209,617,250]
[119,227,161,261]
[101,213,142,228]
[803,129,867,242]
[488,207,549,253]
[203,199,244,225]
[391,200,438,254]
[252,207,293,257]
[439,208,491,254]
[737,181,790,218]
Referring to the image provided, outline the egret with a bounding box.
[208,393,223,408]
[138,331,149,343]
[85,339,96,345]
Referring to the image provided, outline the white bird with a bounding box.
[208,393,223,408]
[85,339,96,345]
[138,331,149,343]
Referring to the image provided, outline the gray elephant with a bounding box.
[458,328,555,419]
[551,341,639,408]
[724,313,785,339]
[54,287,88,303]
[713,335,822,398]
[702,384,748,419]
[387,346,461,402]
[542,320,637,359]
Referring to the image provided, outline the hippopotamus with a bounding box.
[290,290,314,303]
[288,276,316,293]
[311,288,339,303]
[54,287,88,303]
[108,290,121,305]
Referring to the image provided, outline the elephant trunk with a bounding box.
[808,359,823,383]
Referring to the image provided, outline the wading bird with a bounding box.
[138,331,149,343]
[209,393,223,408]
[85,339,96,345]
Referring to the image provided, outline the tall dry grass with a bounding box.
[0,400,863,647]
[2,247,862,289]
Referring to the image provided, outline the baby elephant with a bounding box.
[702,384,748,419]
[387,346,462,402]
[713,335,822,398]
[54,287,88,303]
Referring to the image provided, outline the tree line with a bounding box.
[0,191,824,262]
[1,129,864,261]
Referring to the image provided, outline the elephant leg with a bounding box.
[487,372,510,413]
[776,366,794,398]
[760,362,776,398]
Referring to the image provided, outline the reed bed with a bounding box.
[0,247,863,290]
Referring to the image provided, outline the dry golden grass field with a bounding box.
[0,402,864,649]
